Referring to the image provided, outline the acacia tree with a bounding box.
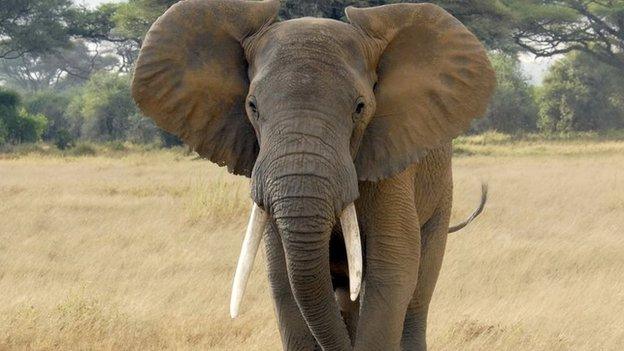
[0,41,118,92]
[279,0,519,51]
[0,0,72,59]
[514,0,624,72]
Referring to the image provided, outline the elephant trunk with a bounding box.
[255,136,358,349]
[272,189,351,350]
[245,113,360,349]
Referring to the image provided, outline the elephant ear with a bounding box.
[132,0,279,177]
[346,4,495,181]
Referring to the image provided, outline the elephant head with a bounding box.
[132,0,494,348]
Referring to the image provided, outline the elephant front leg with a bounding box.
[264,221,320,351]
[353,199,421,351]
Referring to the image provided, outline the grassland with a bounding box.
[0,137,623,350]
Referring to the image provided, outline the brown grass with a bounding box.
[0,142,623,350]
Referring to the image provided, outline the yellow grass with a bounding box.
[0,141,623,350]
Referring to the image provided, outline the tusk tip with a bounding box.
[230,304,239,319]
[349,278,361,301]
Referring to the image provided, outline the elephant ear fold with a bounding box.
[346,4,495,181]
[132,0,279,177]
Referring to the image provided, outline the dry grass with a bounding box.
[0,141,623,350]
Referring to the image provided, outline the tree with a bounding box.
[24,90,72,141]
[0,0,73,59]
[279,0,519,52]
[0,88,47,144]
[0,41,118,92]
[67,71,164,143]
[106,0,180,68]
[472,53,538,133]
[69,72,137,141]
[514,0,624,72]
[538,52,624,132]
[108,0,521,53]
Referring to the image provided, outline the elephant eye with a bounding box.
[352,97,366,122]
[355,102,365,115]
[247,96,259,120]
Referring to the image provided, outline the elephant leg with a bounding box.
[353,190,421,350]
[401,201,451,351]
[264,221,320,351]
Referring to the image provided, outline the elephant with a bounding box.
[131,0,495,350]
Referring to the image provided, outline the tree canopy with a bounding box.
[538,52,624,132]
[0,0,73,59]
[280,0,519,52]
[514,0,624,72]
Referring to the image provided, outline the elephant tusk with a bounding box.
[230,203,268,318]
[340,203,362,301]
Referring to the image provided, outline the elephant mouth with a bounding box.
[229,202,362,318]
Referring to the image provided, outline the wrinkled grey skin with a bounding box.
[132,1,494,350]
[249,20,451,351]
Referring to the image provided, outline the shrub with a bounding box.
[54,129,76,150]
[0,88,48,144]
[24,90,72,141]
[538,52,624,132]
[127,113,160,144]
[0,119,7,145]
[472,53,538,133]
[70,72,137,141]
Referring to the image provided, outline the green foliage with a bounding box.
[127,113,161,144]
[65,3,120,43]
[538,53,624,133]
[69,72,137,141]
[54,129,75,150]
[0,118,7,145]
[513,0,624,72]
[16,110,48,143]
[279,0,519,51]
[112,0,178,42]
[0,0,73,59]
[0,88,48,144]
[24,91,72,141]
[0,41,119,92]
[472,53,538,133]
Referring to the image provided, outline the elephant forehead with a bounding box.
[253,18,369,75]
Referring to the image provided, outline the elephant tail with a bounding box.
[448,183,488,234]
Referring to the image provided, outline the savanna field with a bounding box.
[1,135,623,350]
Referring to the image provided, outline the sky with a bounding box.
[74,0,554,84]
[74,0,122,7]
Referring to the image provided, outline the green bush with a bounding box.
[54,129,76,150]
[24,90,72,141]
[127,113,160,144]
[472,53,538,133]
[0,119,7,145]
[0,88,48,144]
[538,52,624,132]
[70,72,137,141]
